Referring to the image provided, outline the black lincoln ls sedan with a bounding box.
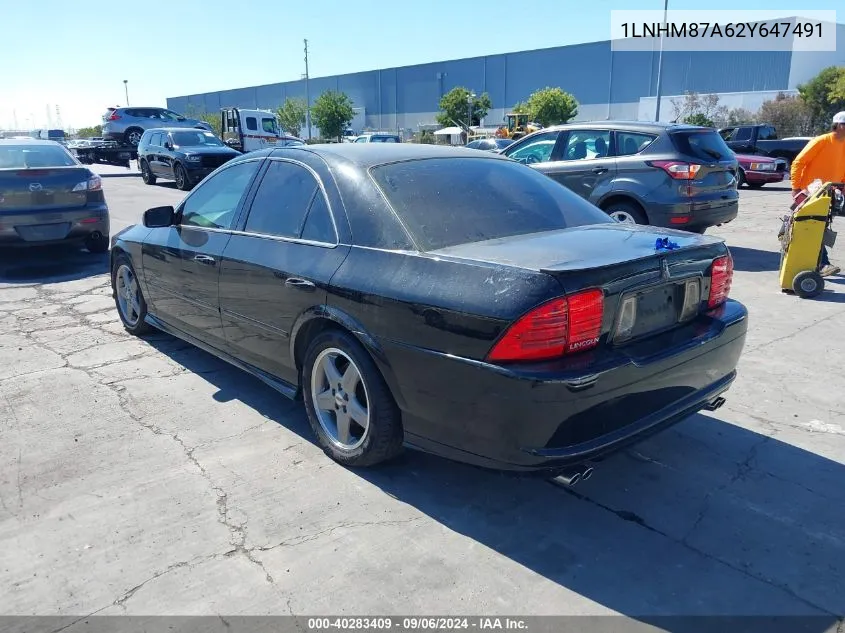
[110,144,747,479]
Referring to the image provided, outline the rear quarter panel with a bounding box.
[326,246,564,362]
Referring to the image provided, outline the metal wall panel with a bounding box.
[167,31,832,124]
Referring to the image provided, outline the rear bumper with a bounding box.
[649,198,739,230]
[0,205,109,247]
[380,299,748,474]
[744,170,786,185]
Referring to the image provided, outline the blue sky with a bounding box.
[0,0,839,129]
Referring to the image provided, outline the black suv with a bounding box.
[500,121,739,233]
[138,128,240,190]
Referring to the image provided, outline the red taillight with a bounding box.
[650,160,702,180]
[670,216,690,224]
[708,254,734,308]
[486,289,604,363]
[108,113,121,121]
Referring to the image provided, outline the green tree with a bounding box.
[183,106,222,136]
[828,72,845,103]
[311,90,355,141]
[797,66,845,132]
[277,98,307,137]
[524,87,578,127]
[75,125,102,138]
[435,87,492,128]
[683,113,715,127]
[758,92,812,137]
[726,107,757,126]
[510,100,528,114]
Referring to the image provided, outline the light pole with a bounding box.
[123,80,129,106]
[304,39,311,140]
[654,0,668,121]
[466,92,475,142]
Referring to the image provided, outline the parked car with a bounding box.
[466,138,514,152]
[734,153,787,188]
[718,124,808,167]
[103,107,213,147]
[0,139,109,252]
[110,144,747,478]
[354,134,401,143]
[500,121,739,233]
[137,128,240,191]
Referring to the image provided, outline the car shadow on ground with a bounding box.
[745,185,794,193]
[728,246,781,272]
[98,172,140,178]
[0,245,108,284]
[146,334,844,625]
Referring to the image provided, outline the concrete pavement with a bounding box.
[0,167,843,625]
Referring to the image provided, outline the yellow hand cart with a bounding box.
[778,182,843,298]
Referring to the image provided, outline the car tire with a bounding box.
[85,232,110,254]
[302,329,404,468]
[604,201,647,225]
[792,270,824,299]
[736,169,746,188]
[748,183,765,189]
[112,254,152,335]
[174,164,191,191]
[140,160,156,185]
[125,127,144,147]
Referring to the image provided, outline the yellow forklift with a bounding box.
[496,113,541,140]
[778,181,843,298]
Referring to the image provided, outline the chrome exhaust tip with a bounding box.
[704,396,726,411]
[551,464,594,488]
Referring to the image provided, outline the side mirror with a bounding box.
[143,206,175,228]
[164,141,173,150]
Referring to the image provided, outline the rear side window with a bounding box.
[616,132,657,156]
[369,157,613,251]
[246,117,258,131]
[671,130,733,161]
[244,160,319,239]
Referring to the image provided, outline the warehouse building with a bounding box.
[167,17,845,137]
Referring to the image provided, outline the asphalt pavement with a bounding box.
[1,164,844,625]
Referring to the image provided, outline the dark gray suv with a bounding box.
[500,121,739,233]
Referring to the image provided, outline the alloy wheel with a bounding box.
[115,264,141,327]
[310,347,371,450]
[610,210,637,224]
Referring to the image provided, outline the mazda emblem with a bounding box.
[29,183,43,192]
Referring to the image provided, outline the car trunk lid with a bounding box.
[0,167,91,212]
[430,224,730,347]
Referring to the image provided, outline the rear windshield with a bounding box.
[369,157,614,251]
[671,129,733,161]
[0,144,77,169]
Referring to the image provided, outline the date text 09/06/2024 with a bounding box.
[620,21,823,39]
[307,617,528,630]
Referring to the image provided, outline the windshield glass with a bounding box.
[171,131,224,147]
[0,144,77,169]
[261,118,279,134]
[369,157,613,251]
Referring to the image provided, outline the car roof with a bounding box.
[539,120,709,134]
[273,143,511,167]
[143,127,214,134]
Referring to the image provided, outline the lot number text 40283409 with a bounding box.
[306,617,528,630]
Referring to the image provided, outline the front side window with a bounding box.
[261,118,279,134]
[503,131,560,165]
[179,160,261,230]
[244,160,320,239]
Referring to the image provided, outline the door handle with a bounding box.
[285,277,316,291]
[193,254,216,266]
[592,167,608,174]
